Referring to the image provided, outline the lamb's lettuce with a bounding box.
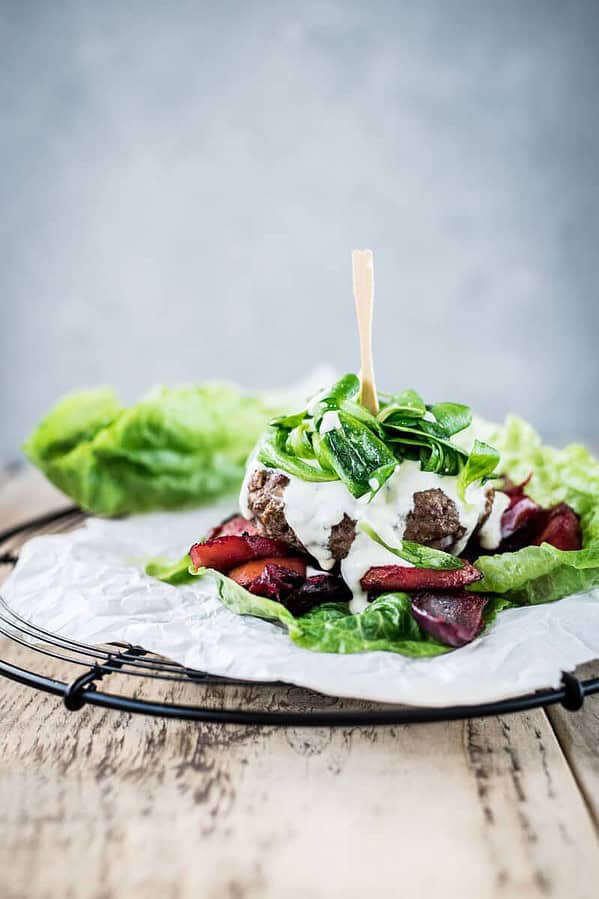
[359,522,464,570]
[24,384,276,516]
[260,375,487,494]
[457,439,500,500]
[427,402,472,436]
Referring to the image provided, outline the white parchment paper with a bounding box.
[3,502,599,707]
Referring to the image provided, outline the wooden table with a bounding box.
[1,467,598,899]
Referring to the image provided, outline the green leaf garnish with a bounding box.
[258,427,336,482]
[321,412,397,497]
[378,388,426,421]
[427,402,472,436]
[457,439,500,501]
[257,373,498,499]
[360,522,464,570]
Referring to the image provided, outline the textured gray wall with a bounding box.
[2,1,598,462]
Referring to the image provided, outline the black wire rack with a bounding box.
[0,506,597,725]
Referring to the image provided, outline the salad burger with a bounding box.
[162,252,591,658]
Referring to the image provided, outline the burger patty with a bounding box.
[245,469,304,551]
[245,468,357,559]
[404,488,466,550]
[245,468,482,559]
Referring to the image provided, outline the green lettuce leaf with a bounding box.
[490,415,599,540]
[359,521,463,570]
[145,554,193,585]
[428,402,472,436]
[470,416,599,604]
[200,570,451,656]
[209,569,296,625]
[457,439,500,500]
[321,411,397,497]
[24,384,276,516]
[378,389,426,420]
[199,571,512,655]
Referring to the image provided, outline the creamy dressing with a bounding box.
[478,490,510,550]
[280,461,494,613]
[283,477,354,571]
[341,529,413,613]
[320,410,341,434]
[239,454,508,615]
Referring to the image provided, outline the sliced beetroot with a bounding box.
[497,475,582,552]
[499,475,541,539]
[232,560,351,616]
[229,557,306,589]
[411,592,488,647]
[501,494,541,540]
[189,534,296,572]
[293,574,352,609]
[205,514,259,540]
[494,475,543,551]
[533,503,582,551]
[361,560,482,593]
[248,563,305,601]
[501,472,533,499]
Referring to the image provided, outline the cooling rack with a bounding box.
[0,506,597,725]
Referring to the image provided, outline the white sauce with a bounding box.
[283,477,353,571]
[239,456,509,615]
[319,410,341,434]
[478,490,510,550]
[341,529,413,613]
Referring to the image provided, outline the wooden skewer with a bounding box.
[352,249,379,415]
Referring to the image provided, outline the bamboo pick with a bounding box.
[352,249,379,415]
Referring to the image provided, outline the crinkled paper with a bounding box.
[3,503,599,706]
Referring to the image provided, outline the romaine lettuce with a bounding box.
[206,569,508,656]
[24,384,276,516]
[470,416,599,604]
[209,569,449,655]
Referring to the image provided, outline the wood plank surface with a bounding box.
[547,660,599,831]
[1,467,598,899]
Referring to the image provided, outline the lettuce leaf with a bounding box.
[470,416,599,604]
[145,554,193,585]
[24,384,276,516]
[208,569,449,655]
[204,570,511,656]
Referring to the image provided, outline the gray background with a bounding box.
[2,0,598,463]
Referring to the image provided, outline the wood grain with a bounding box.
[547,660,599,831]
[1,467,598,899]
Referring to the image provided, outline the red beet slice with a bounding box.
[411,592,488,647]
[361,560,482,593]
[501,473,533,499]
[229,557,307,588]
[297,574,353,606]
[251,568,352,615]
[229,559,351,615]
[533,503,582,551]
[205,514,259,540]
[248,563,306,602]
[499,475,541,540]
[189,534,296,572]
[501,494,541,540]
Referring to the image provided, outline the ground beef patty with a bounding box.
[245,468,356,560]
[246,469,482,558]
[403,488,466,550]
